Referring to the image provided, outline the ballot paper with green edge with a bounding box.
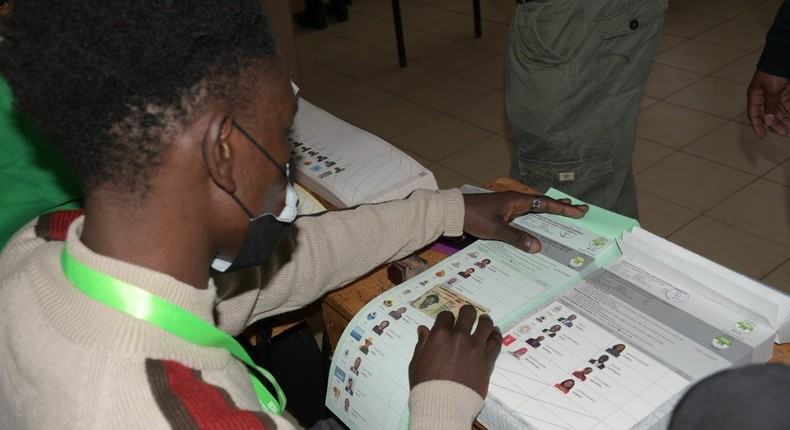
[325,188,789,430]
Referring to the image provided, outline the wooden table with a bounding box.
[321,177,790,363]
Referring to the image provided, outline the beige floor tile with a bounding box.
[297,60,360,99]
[423,14,491,43]
[414,43,496,74]
[351,0,397,22]
[762,259,790,293]
[732,112,751,126]
[400,3,459,30]
[665,76,747,119]
[641,96,659,110]
[667,216,790,280]
[677,0,766,19]
[448,91,508,133]
[644,62,704,100]
[457,54,506,90]
[468,21,509,54]
[304,80,395,120]
[694,20,770,51]
[375,29,457,59]
[712,52,761,85]
[653,40,748,75]
[764,160,790,186]
[325,13,388,37]
[636,191,700,237]
[637,102,727,148]
[735,0,785,26]
[293,27,335,52]
[414,0,472,13]
[389,115,491,161]
[655,33,687,54]
[403,75,492,112]
[684,122,790,175]
[298,37,365,66]
[346,98,439,139]
[430,164,480,188]
[324,45,399,79]
[473,0,516,25]
[707,179,790,247]
[668,0,697,8]
[341,18,404,49]
[633,138,676,174]
[662,10,727,38]
[362,63,447,95]
[438,134,512,185]
[636,152,756,212]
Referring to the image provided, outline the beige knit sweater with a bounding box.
[0,189,484,429]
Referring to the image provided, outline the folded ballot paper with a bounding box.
[325,188,790,430]
[288,99,437,208]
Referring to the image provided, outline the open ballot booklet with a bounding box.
[288,99,437,208]
[325,189,790,430]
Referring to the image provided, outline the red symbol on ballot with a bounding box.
[503,335,517,346]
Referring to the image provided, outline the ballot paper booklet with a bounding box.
[325,189,790,430]
[288,99,437,209]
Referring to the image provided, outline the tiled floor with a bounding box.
[292,0,790,292]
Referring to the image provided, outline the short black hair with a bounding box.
[0,0,278,195]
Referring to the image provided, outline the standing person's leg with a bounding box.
[507,0,667,219]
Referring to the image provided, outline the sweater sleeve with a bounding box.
[213,188,465,335]
[757,0,790,78]
[408,380,485,430]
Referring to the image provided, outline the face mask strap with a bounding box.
[227,191,256,220]
[232,121,289,179]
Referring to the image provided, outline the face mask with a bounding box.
[210,123,299,273]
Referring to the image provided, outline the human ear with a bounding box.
[202,112,236,194]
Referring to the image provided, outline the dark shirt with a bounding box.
[758,0,790,77]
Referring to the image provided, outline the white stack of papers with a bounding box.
[289,99,437,208]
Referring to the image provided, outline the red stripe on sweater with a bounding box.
[35,209,85,241]
[163,361,268,430]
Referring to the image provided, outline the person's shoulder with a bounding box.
[1,210,82,280]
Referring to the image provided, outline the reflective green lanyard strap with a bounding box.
[60,248,286,415]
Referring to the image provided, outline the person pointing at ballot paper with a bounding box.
[0,1,588,429]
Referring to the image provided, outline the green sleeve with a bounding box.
[0,76,83,251]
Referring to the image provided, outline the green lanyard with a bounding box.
[60,248,286,415]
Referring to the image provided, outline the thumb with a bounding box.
[413,325,430,356]
[489,223,541,254]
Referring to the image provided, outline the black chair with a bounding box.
[391,0,482,67]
